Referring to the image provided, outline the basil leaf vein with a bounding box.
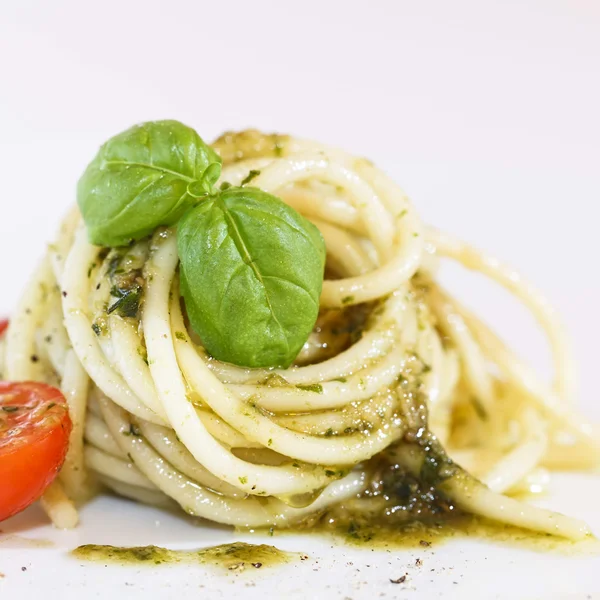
[217,195,288,340]
[100,160,196,182]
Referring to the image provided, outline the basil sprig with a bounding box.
[78,120,221,247]
[78,121,326,369]
[178,187,325,368]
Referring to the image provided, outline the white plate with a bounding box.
[1,473,598,600]
[1,1,599,599]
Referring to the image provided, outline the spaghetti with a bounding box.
[1,129,597,539]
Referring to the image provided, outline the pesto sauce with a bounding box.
[211,130,290,165]
[254,433,597,556]
[71,542,301,570]
[277,514,599,555]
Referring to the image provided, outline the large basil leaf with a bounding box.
[78,120,221,247]
[177,187,326,368]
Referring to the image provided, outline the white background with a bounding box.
[0,1,599,598]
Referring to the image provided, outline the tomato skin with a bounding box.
[0,382,72,522]
[0,319,7,336]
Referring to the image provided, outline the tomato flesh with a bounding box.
[0,319,7,336]
[0,382,72,521]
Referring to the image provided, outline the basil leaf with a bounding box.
[177,187,326,368]
[78,120,221,247]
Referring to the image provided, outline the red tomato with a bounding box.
[0,319,8,336]
[0,382,72,521]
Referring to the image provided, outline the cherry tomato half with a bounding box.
[0,381,72,521]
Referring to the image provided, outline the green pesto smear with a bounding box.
[270,514,599,556]
[72,542,304,571]
[268,458,598,556]
[246,440,598,556]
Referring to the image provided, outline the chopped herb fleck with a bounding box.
[241,169,261,186]
[239,476,248,485]
[106,255,122,278]
[397,374,409,386]
[107,286,142,318]
[123,424,141,437]
[91,323,102,336]
[296,383,323,394]
[342,295,354,305]
[347,521,360,540]
[2,406,19,413]
[471,397,488,420]
[259,373,290,387]
[324,428,334,437]
[137,346,149,365]
[175,331,187,341]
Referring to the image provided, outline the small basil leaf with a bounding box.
[78,120,221,247]
[177,187,326,368]
[201,161,222,190]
